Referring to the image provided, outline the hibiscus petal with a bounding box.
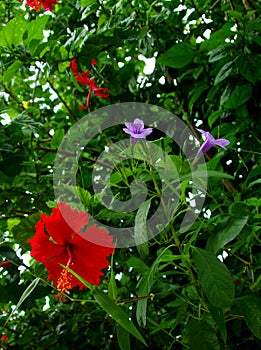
[43,202,89,245]
[28,220,64,264]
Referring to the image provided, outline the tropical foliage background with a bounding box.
[0,0,261,349]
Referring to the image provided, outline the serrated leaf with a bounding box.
[192,247,235,308]
[93,289,147,346]
[236,295,261,339]
[158,42,195,68]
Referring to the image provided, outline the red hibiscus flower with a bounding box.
[0,335,9,349]
[70,59,109,109]
[70,59,91,85]
[23,0,58,11]
[28,202,114,297]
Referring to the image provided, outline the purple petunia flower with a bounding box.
[123,118,153,144]
[196,128,230,157]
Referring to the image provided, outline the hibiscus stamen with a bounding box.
[56,268,72,301]
[56,245,73,299]
[57,269,72,294]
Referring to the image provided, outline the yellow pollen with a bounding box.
[57,268,72,294]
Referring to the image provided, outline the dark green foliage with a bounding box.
[0,0,260,349]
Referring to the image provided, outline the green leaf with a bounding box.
[188,84,209,113]
[134,200,150,258]
[0,17,27,48]
[248,178,261,189]
[236,55,258,84]
[208,110,223,128]
[179,170,234,182]
[207,303,227,343]
[187,319,220,350]
[158,42,195,68]
[192,247,235,308]
[235,295,261,339]
[250,274,261,292]
[117,324,130,350]
[12,213,40,251]
[81,0,97,6]
[93,289,147,346]
[3,61,23,84]
[0,246,18,262]
[214,61,235,85]
[51,129,65,148]
[206,203,249,254]
[208,45,233,63]
[223,84,252,109]
[126,257,149,274]
[5,278,40,325]
[200,21,234,51]
[136,247,174,326]
[62,265,94,290]
[108,255,117,300]
[25,15,50,53]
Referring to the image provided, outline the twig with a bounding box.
[1,83,25,110]
[48,80,77,123]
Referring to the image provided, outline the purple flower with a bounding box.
[123,118,153,144]
[196,128,230,156]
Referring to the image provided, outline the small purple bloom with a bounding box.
[123,118,153,144]
[196,128,230,156]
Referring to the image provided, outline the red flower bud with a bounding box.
[0,260,12,268]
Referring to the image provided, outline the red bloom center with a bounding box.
[28,202,115,300]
